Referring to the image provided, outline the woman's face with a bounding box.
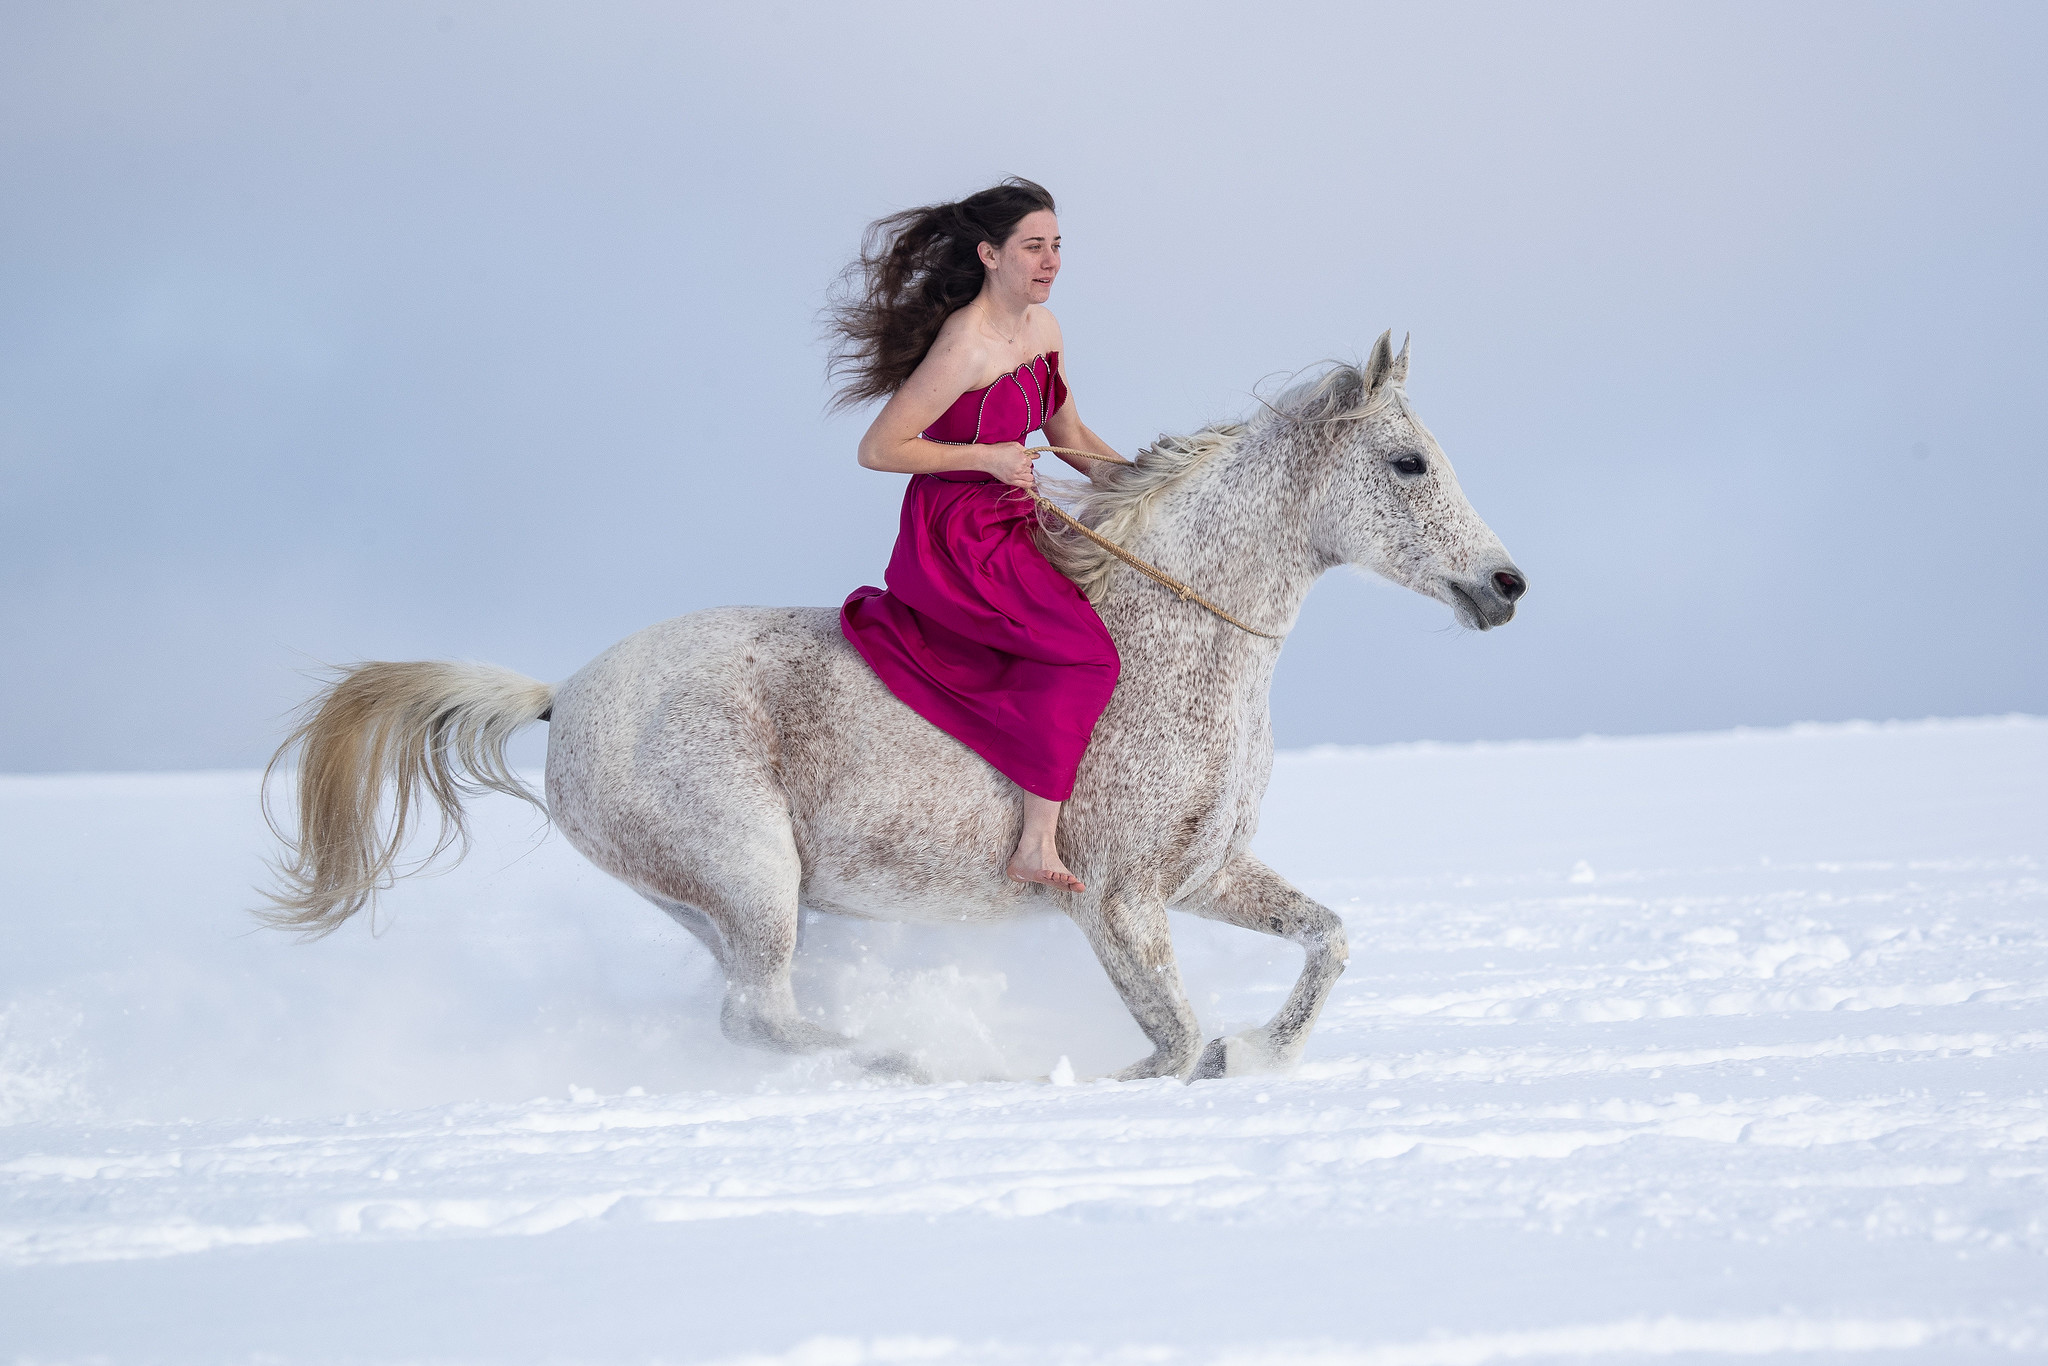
[982,210,1061,304]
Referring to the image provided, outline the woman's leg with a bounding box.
[1008,791,1085,893]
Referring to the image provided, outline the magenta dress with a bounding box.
[841,352,1120,801]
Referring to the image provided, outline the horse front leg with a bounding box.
[1072,890,1205,1081]
[1178,852,1349,1080]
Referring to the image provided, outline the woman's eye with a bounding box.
[1389,454,1427,477]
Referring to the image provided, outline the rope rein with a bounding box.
[1021,446,1282,640]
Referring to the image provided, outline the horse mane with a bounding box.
[1038,360,1387,602]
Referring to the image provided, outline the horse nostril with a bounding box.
[1493,570,1526,602]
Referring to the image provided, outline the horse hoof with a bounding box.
[1190,1037,1231,1081]
[1112,1048,1197,1082]
[857,1050,931,1084]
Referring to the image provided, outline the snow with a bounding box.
[1,717,2044,1362]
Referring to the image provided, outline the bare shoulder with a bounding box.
[1032,306,1065,356]
[898,317,992,407]
[920,312,992,376]
[932,306,992,357]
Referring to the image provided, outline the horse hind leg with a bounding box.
[635,834,927,1082]
[644,895,728,973]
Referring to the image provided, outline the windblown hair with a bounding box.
[826,177,1057,409]
[259,660,553,937]
[1038,360,1394,601]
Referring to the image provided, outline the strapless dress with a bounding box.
[840,352,1120,801]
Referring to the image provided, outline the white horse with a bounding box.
[265,332,1525,1082]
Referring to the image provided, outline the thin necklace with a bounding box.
[982,304,1021,346]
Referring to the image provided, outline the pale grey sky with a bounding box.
[2,1,2043,771]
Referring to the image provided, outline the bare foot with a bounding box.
[1007,846,1086,893]
[1011,792,1084,892]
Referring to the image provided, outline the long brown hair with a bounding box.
[826,177,1057,410]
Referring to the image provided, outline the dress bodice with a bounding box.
[921,352,1068,447]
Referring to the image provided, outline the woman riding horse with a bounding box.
[831,179,1124,894]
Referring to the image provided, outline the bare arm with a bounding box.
[1040,343,1123,477]
[856,330,1037,489]
[1041,404,1122,477]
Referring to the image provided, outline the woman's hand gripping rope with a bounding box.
[1023,447,1283,640]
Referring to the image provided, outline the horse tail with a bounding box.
[259,660,554,937]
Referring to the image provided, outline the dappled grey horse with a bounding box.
[265,332,1525,1081]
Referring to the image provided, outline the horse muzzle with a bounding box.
[1444,565,1526,631]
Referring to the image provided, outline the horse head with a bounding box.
[1282,331,1526,630]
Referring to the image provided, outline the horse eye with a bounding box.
[1389,454,1427,477]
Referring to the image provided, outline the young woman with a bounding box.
[831,178,1123,894]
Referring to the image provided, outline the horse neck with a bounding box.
[1095,427,1327,664]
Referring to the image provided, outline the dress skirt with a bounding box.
[841,470,1120,802]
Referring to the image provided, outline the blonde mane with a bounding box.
[1038,360,1391,602]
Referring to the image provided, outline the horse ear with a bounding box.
[1389,333,1410,388]
[1363,329,1397,394]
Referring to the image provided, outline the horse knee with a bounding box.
[1319,915,1350,968]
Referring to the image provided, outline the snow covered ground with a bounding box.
[1,717,2043,1363]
